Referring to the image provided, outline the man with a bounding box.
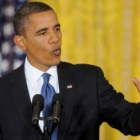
[0,1,140,140]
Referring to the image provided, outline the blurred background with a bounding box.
[1,0,140,139]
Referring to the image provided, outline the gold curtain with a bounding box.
[30,0,140,139]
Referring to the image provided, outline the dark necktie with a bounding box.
[41,73,58,140]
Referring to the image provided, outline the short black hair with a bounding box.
[13,2,54,35]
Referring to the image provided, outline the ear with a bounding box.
[14,35,27,51]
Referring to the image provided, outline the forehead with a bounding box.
[27,10,59,28]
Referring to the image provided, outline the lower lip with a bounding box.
[53,49,61,56]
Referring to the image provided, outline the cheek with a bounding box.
[35,46,52,59]
[26,38,53,59]
[28,40,49,53]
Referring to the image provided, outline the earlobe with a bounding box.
[14,35,27,51]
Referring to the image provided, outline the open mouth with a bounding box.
[53,48,61,56]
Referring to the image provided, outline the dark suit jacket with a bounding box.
[0,62,140,140]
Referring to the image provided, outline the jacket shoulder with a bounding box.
[0,64,24,84]
[60,61,103,74]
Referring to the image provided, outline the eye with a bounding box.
[38,31,46,35]
[55,27,61,31]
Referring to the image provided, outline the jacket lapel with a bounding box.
[57,62,76,140]
[9,64,32,126]
[8,64,42,139]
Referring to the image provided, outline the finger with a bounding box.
[131,77,140,93]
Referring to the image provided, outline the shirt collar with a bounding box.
[25,58,58,89]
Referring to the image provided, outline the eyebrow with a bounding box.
[54,23,61,28]
[36,24,61,34]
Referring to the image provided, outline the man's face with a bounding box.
[18,10,62,71]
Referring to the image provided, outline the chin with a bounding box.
[51,59,61,66]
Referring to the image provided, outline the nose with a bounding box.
[49,30,59,44]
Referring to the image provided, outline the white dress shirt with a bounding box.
[24,58,60,131]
